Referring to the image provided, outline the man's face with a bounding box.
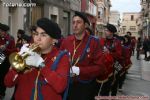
[104,28,113,38]
[33,27,54,53]
[0,29,5,37]
[72,16,85,35]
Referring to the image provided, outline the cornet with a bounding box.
[9,44,41,72]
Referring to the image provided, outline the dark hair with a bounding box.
[73,11,90,25]
[30,26,37,32]
[124,35,131,45]
[127,31,131,36]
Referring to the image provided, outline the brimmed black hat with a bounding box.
[17,29,25,34]
[37,18,61,39]
[74,11,90,25]
[104,23,117,33]
[0,23,10,32]
[22,34,32,42]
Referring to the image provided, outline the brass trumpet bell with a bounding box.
[9,52,27,72]
[9,44,40,72]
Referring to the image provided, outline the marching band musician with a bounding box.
[60,11,107,100]
[118,35,132,91]
[0,23,16,99]
[96,37,114,96]
[4,18,70,100]
[103,23,123,96]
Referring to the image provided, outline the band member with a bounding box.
[96,37,114,96]
[118,35,132,91]
[60,11,106,100]
[4,18,70,100]
[0,23,16,99]
[127,31,136,56]
[103,23,123,96]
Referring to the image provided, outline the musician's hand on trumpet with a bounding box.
[19,44,45,68]
[18,44,30,55]
[9,43,44,72]
[25,52,45,68]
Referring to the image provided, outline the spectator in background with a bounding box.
[16,29,32,50]
[136,37,142,60]
[127,31,136,56]
[143,36,149,60]
[16,29,25,49]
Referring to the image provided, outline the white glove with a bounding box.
[103,46,109,53]
[25,52,45,68]
[70,66,80,76]
[18,44,30,55]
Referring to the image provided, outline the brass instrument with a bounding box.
[0,51,6,64]
[0,41,9,64]
[9,44,40,72]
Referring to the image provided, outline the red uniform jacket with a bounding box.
[4,47,70,100]
[0,34,17,56]
[98,38,114,81]
[104,37,122,62]
[60,32,106,81]
[104,37,123,75]
[123,44,132,70]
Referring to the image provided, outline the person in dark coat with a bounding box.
[136,37,142,60]
[143,36,149,60]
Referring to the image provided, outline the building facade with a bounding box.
[121,12,140,38]
[0,0,25,41]
[0,0,81,41]
[96,0,111,37]
[109,10,121,33]
[81,0,97,32]
[140,0,150,39]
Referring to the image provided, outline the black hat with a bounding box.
[74,11,90,25]
[37,18,61,39]
[105,23,117,33]
[0,23,10,32]
[17,29,25,34]
[22,34,32,42]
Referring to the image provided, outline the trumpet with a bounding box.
[9,44,41,72]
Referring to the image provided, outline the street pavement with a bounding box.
[117,53,150,99]
[3,53,150,100]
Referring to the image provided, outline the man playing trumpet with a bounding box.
[4,18,70,100]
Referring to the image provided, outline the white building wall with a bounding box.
[109,10,120,32]
[121,12,140,38]
[0,0,25,42]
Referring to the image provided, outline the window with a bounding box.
[131,15,134,21]
[130,26,136,31]
[98,11,101,18]
[51,15,57,23]
[98,7,103,18]
[122,26,126,30]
